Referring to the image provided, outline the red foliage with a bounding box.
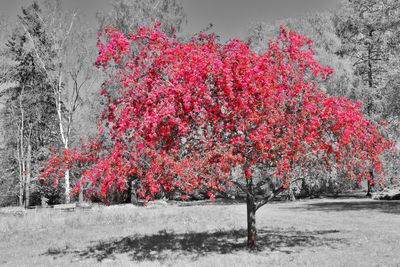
[40,138,102,197]
[41,24,392,203]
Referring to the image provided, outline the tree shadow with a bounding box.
[44,228,343,262]
[172,198,246,207]
[298,200,400,215]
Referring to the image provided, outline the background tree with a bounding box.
[0,15,19,206]
[334,0,400,193]
[0,1,99,206]
[97,0,186,36]
[0,3,60,207]
[1,0,187,206]
[18,0,99,203]
[334,0,400,116]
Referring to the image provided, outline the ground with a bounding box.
[1,197,400,266]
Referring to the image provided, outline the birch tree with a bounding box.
[1,15,59,207]
[18,1,97,203]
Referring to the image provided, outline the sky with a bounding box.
[0,0,343,39]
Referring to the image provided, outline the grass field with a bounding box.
[1,198,400,266]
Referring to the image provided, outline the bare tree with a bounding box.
[20,0,98,203]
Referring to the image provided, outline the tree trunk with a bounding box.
[288,185,296,201]
[79,186,84,204]
[131,180,138,204]
[65,169,70,203]
[366,180,372,197]
[246,194,257,249]
[246,178,257,249]
[367,45,373,88]
[17,144,24,207]
[25,142,32,208]
[18,85,25,208]
[19,177,24,207]
[366,170,374,197]
[55,73,72,204]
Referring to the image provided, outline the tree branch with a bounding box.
[232,181,249,196]
[255,186,286,211]
[254,177,304,211]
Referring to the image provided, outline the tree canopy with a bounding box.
[41,24,392,247]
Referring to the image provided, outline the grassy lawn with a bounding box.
[1,198,400,266]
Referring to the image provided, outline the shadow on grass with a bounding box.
[45,228,343,262]
[299,200,400,215]
[173,198,246,207]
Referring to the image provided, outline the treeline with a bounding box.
[0,0,398,207]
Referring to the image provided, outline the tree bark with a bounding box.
[246,179,257,250]
[288,185,296,201]
[65,169,71,203]
[25,142,32,208]
[366,180,372,197]
[17,134,24,207]
[18,85,26,208]
[79,183,84,204]
[366,170,374,197]
[247,195,257,249]
[367,44,373,88]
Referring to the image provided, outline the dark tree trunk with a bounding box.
[288,186,296,201]
[367,46,373,88]
[366,180,372,197]
[130,180,138,204]
[246,180,257,249]
[366,170,374,197]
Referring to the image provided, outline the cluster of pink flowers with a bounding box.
[41,24,392,203]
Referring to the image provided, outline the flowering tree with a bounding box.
[40,138,102,198]
[42,24,391,249]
